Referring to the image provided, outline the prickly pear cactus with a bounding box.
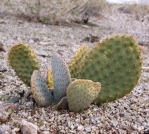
[31,70,54,106]
[56,96,68,110]
[67,79,101,112]
[51,52,71,103]
[74,35,142,104]
[8,42,39,86]
[47,69,53,88]
[69,45,88,78]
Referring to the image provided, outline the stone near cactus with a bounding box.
[67,79,101,112]
[56,96,68,111]
[8,42,39,86]
[46,68,53,88]
[73,35,142,104]
[0,42,5,52]
[31,70,54,107]
[51,52,71,103]
[69,45,88,78]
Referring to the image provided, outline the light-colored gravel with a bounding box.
[0,9,149,134]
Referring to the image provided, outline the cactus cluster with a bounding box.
[8,34,142,112]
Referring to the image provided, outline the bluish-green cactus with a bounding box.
[31,70,54,106]
[51,52,71,103]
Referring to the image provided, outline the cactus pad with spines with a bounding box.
[31,70,54,106]
[74,35,142,104]
[8,42,39,86]
[47,69,53,88]
[51,52,71,103]
[69,45,88,78]
[67,79,101,112]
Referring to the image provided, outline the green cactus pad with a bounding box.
[56,96,68,111]
[69,45,88,78]
[74,35,142,104]
[8,42,39,86]
[51,52,71,103]
[67,79,101,112]
[31,70,54,106]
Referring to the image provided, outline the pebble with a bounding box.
[19,119,39,134]
[42,131,50,134]
[0,125,14,134]
[0,111,10,123]
[77,125,84,131]
[119,112,125,117]
[85,126,91,132]
[0,65,7,72]
[8,96,20,103]
[110,119,118,127]
[92,126,98,132]
[0,42,5,52]
[25,102,34,107]
[13,127,20,133]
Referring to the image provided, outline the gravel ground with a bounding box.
[0,11,149,134]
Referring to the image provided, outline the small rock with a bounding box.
[0,20,6,24]
[0,101,3,105]
[119,112,125,117]
[26,102,34,107]
[0,111,10,123]
[42,131,50,134]
[137,126,144,132]
[18,20,23,24]
[91,126,98,132]
[32,38,40,42]
[144,129,149,134]
[77,125,84,131]
[85,126,91,132]
[13,127,20,133]
[0,125,14,134]
[0,42,5,52]
[39,40,53,46]
[0,102,15,111]
[8,96,20,103]
[19,119,39,134]
[110,119,118,127]
[28,39,34,44]
[36,50,48,57]
[0,66,7,72]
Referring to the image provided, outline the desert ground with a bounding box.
[0,1,149,134]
